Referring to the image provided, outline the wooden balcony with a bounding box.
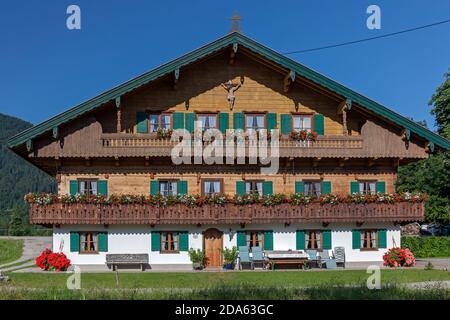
[30,202,424,225]
[99,133,364,158]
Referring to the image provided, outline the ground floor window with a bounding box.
[305,230,322,250]
[246,231,264,249]
[161,232,179,252]
[360,230,378,250]
[80,232,98,253]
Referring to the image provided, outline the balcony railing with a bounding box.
[30,202,424,225]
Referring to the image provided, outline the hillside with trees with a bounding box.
[0,113,55,235]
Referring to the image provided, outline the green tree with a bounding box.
[8,206,26,236]
[429,69,450,139]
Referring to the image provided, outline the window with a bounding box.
[161,232,179,252]
[360,230,378,250]
[358,181,377,195]
[202,179,222,196]
[293,114,312,132]
[246,231,264,249]
[80,232,98,253]
[245,114,265,131]
[304,181,322,197]
[159,180,178,196]
[79,180,98,195]
[305,230,322,250]
[197,114,217,130]
[149,113,172,132]
[245,181,264,196]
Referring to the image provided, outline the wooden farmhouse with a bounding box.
[8,32,450,269]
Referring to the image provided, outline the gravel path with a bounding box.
[0,237,52,271]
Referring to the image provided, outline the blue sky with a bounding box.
[0,1,449,131]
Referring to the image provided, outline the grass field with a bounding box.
[1,269,449,299]
[0,239,23,265]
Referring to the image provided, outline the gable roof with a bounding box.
[7,32,450,150]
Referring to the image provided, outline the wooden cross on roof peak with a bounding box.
[229,12,242,33]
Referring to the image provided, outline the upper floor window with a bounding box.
[246,231,264,249]
[360,230,378,250]
[293,114,312,132]
[161,231,179,252]
[245,180,264,196]
[149,113,172,132]
[80,232,98,254]
[79,180,98,195]
[245,114,265,131]
[202,179,222,196]
[358,181,377,195]
[197,114,217,130]
[304,181,321,197]
[159,180,177,197]
[305,230,322,250]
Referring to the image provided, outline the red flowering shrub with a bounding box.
[383,247,415,267]
[36,249,71,271]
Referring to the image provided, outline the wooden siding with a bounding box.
[28,52,428,160]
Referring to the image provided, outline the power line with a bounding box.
[283,18,450,54]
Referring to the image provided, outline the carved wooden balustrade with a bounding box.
[99,133,364,158]
[30,202,424,225]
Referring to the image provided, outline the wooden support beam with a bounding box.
[312,157,321,167]
[84,157,91,167]
[392,158,400,169]
[367,157,378,168]
[425,141,435,154]
[173,68,180,89]
[401,128,411,141]
[114,156,120,167]
[283,70,296,93]
[26,140,33,152]
[145,156,150,167]
[338,157,349,168]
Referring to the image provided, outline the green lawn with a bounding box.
[5,269,450,289]
[0,239,23,265]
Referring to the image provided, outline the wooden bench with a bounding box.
[267,259,306,270]
[106,254,149,271]
[265,250,308,270]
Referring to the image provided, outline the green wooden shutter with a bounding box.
[237,231,246,247]
[218,112,229,133]
[150,180,159,195]
[70,232,80,252]
[296,230,305,250]
[69,180,79,195]
[185,112,195,133]
[233,112,244,129]
[177,180,188,195]
[179,231,189,251]
[378,229,387,248]
[352,230,360,249]
[321,181,331,194]
[295,181,305,193]
[376,181,386,193]
[280,114,292,135]
[322,230,332,250]
[98,232,108,252]
[263,231,273,250]
[97,180,108,197]
[236,181,245,195]
[263,181,273,196]
[173,112,185,129]
[350,181,359,194]
[151,232,160,252]
[136,112,148,133]
[266,113,277,130]
[313,114,324,135]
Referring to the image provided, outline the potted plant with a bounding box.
[222,246,238,270]
[188,248,205,270]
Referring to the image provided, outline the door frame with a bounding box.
[203,228,224,267]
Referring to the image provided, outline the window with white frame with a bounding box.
[293,115,312,132]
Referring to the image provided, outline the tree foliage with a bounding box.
[429,69,450,139]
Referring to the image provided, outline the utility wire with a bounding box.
[283,18,450,54]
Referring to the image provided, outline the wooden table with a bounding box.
[265,251,308,270]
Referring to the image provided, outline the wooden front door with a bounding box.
[204,228,223,268]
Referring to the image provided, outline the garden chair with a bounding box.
[306,249,318,268]
[318,250,337,269]
[333,246,346,268]
[238,246,253,270]
[251,246,265,269]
